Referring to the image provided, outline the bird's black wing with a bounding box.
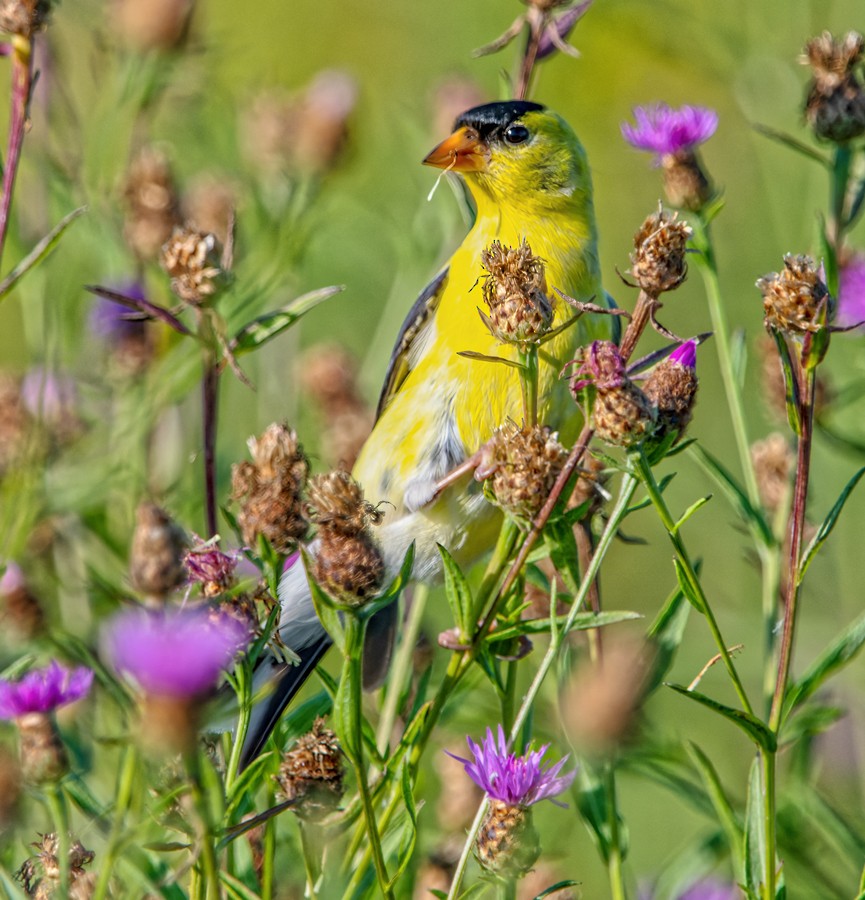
[375,267,449,420]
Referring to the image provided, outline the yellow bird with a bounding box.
[240,99,608,767]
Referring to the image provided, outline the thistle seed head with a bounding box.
[484,422,567,520]
[129,502,188,601]
[803,31,865,143]
[630,209,691,296]
[757,254,830,334]
[160,226,225,306]
[642,341,699,440]
[592,383,658,448]
[307,470,383,535]
[231,423,309,553]
[475,800,540,878]
[276,718,344,821]
[313,529,384,607]
[480,239,552,345]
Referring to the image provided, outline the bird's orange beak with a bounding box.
[422,126,488,172]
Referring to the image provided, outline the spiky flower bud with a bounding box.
[160,226,225,306]
[643,340,699,440]
[0,0,50,37]
[630,209,691,296]
[275,718,344,821]
[17,832,95,898]
[122,147,181,261]
[802,31,865,143]
[480,239,552,345]
[308,471,384,605]
[757,254,830,334]
[129,502,188,602]
[571,342,657,448]
[481,422,567,520]
[307,469,383,535]
[231,423,309,553]
[751,433,794,516]
[476,800,540,878]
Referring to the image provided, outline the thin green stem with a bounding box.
[224,662,251,794]
[606,763,627,900]
[45,785,70,900]
[376,583,430,756]
[186,752,220,900]
[298,821,320,900]
[92,744,138,900]
[691,217,761,510]
[519,345,539,427]
[634,450,754,716]
[761,749,777,900]
[448,475,639,899]
[262,812,275,900]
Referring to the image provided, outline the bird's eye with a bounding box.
[503,124,530,145]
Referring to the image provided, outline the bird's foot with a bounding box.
[425,438,498,506]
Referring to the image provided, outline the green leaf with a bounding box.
[486,610,640,643]
[751,122,831,166]
[575,760,613,861]
[673,494,712,532]
[0,206,87,302]
[359,542,415,621]
[689,445,774,547]
[456,349,526,369]
[744,755,770,898]
[545,520,582,597]
[798,467,865,585]
[231,285,342,354]
[672,558,705,614]
[303,549,346,654]
[731,327,748,389]
[666,684,776,751]
[687,742,744,880]
[533,882,582,898]
[781,703,845,745]
[783,611,865,717]
[387,764,419,889]
[619,749,713,819]
[645,579,691,693]
[438,543,474,637]
[626,472,676,514]
[771,329,803,434]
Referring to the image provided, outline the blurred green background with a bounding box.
[2,0,865,895]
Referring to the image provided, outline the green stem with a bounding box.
[447,475,639,899]
[519,345,539,427]
[343,616,393,899]
[262,812,275,900]
[45,785,71,900]
[92,745,138,900]
[376,583,430,756]
[761,749,777,900]
[691,217,761,510]
[224,662,251,793]
[187,752,220,900]
[298,821,320,900]
[634,450,754,716]
[606,763,627,900]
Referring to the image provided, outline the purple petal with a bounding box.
[536,1,593,61]
[838,255,865,328]
[0,660,93,718]
[669,339,697,369]
[622,103,718,156]
[103,606,250,697]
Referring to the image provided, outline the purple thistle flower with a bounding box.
[622,103,718,158]
[669,339,698,369]
[447,725,576,807]
[103,606,250,697]
[0,661,93,719]
[838,254,865,328]
[183,537,240,593]
[678,879,738,900]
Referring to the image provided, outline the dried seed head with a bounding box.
[562,638,652,755]
[642,340,699,440]
[569,454,609,518]
[181,174,236,248]
[475,800,540,878]
[480,239,552,344]
[592,383,657,448]
[0,744,21,830]
[307,470,383,535]
[160,226,225,306]
[129,502,188,601]
[483,422,567,520]
[803,31,865,143]
[16,713,67,784]
[757,254,830,334]
[630,209,691,295]
[275,718,344,822]
[1,563,45,640]
[231,423,309,553]
[313,529,384,606]
[110,0,194,52]
[751,433,794,515]
[19,831,95,898]
[0,0,50,36]
[569,340,627,394]
[122,147,181,261]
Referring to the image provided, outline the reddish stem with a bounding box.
[202,359,219,537]
[0,37,34,270]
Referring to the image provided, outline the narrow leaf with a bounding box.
[690,445,774,547]
[783,611,865,717]
[303,550,346,654]
[388,765,419,888]
[360,542,415,621]
[798,466,865,585]
[673,558,705,614]
[231,285,343,354]
[751,123,831,166]
[456,349,526,370]
[771,330,802,435]
[674,494,712,532]
[646,581,691,693]
[487,610,640,643]
[86,284,192,336]
[0,206,87,302]
[666,684,776,751]
[744,755,768,897]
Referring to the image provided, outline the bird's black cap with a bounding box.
[455,100,545,141]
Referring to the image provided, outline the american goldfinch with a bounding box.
[240,99,608,767]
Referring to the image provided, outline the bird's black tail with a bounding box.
[238,635,332,772]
